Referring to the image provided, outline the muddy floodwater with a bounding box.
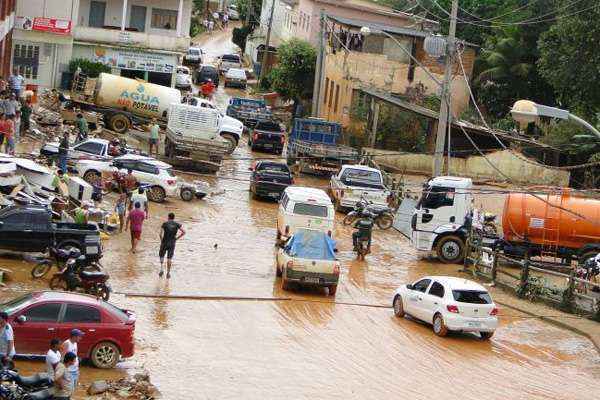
[1,26,599,400]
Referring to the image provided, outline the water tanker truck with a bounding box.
[395,177,600,264]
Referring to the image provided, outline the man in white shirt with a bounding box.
[130,187,149,218]
[0,312,15,363]
[46,338,62,380]
[61,329,83,390]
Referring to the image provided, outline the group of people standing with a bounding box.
[204,10,230,33]
[1,312,82,399]
[0,72,33,155]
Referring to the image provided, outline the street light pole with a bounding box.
[259,0,277,84]
[432,0,458,177]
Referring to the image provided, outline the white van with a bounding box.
[276,187,335,244]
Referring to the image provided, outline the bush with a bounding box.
[232,26,252,52]
[68,58,111,78]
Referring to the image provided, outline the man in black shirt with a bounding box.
[159,213,185,278]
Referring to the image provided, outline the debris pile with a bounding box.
[88,373,159,399]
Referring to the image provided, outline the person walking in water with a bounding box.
[126,202,145,253]
[159,213,186,278]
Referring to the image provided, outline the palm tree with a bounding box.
[475,30,533,84]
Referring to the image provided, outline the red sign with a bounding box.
[32,17,72,35]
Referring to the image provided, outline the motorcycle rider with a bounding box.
[352,211,374,253]
[201,79,215,99]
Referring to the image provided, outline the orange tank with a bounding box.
[502,191,600,252]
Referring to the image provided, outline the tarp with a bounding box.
[285,229,336,261]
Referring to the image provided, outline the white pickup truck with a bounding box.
[329,165,390,212]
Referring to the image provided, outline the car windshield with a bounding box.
[452,290,492,304]
[189,49,200,55]
[222,54,240,62]
[256,121,281,131]
[293,203,328,218]
[258,163,289,174]
[340,169,383,189]
[0,293,34,315]
[202,67,216,74]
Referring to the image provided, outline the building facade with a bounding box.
[12,0,192,88]
[0,0,16,79]
[319,16,475,127]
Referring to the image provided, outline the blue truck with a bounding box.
[226,97,273,128]
[286,118,359,175]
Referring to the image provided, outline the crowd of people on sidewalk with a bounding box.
[203,10,230,33]
[0,70,34,155]
[1,312,82,399]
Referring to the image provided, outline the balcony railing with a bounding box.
[73,26,189,53]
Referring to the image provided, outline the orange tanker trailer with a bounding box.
[502,191,600,262]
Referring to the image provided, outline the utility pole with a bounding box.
[432,0,458,177]
[259,0,276,84]
[311,11,325,117]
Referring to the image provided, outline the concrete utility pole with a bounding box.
[259,0,276,83]
[432,0,458,177]
[311,11,326,117]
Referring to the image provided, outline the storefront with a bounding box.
[72,44,178,87]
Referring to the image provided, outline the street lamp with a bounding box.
[511,100,600,139]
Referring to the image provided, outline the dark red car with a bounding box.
[1,291,135,368]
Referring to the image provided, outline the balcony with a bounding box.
[73,26,189,53]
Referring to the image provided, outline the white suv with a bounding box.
[75,154,179,203]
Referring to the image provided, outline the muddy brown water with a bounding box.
[1,27,599,400]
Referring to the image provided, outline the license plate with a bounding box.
[467,322,481,328]
[304,277,320,284]
[269,192,279,198]
[263,144,273,148]
[86,246,98,254]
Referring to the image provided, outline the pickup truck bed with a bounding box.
[164,128,229,173]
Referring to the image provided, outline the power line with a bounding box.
[457,0,544,23]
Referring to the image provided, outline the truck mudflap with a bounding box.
[394,197,418,239]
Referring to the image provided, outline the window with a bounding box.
[420,187,455,210]
[429,282,445,298]
[76,141,104,155]
[412,279,431,293]
[0,294,34,315]
[334,84,340,113]
[323,78,329,105]
[293,203,328,218]
[13,44,39,80]
[0,213,26,224]
[151,8,178,30]
[452,290,492,304]
[63,304,101,323]
[135,162,159,175]
[328,80,334,108]
[113,159,137,170]
[340,168,383,189]
[280,193,289,209]
[23,303,61,322]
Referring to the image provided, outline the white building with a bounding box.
[13,0,193,88]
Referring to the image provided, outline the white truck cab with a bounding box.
[330,165,390,211]
[395,176,474,264]
[187,96,244,154]
[277,187,335,244]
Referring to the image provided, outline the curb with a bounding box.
[496,299,600,355]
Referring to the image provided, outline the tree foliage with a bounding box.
[538,0,600,121]
[268,39,316,102]
[68,59,111,78]
[235,0,263,24]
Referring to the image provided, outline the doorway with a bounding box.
[148,72,172,87]
[89,1,106,28]
[120,69,146,80]
[129,6,147,32]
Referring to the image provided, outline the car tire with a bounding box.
[328,284,338,296]
[376,212,394,230]
[436,235,465,264]
[108,113,130,134]
[91,341,120,369]
[433,313,448,337]
[148,186,166,203]
[180,187,194,202]
[220,133,238,155]
[480,331,494,340]
[83,170,102,186]
[393,295,405,318]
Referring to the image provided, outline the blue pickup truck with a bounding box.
[286,118,359,175]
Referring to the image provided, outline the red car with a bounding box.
[1,291,135,368]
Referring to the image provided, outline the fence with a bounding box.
[463,231,600,321]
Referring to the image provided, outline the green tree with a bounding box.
[68,59,111,78]
[235,0,263,24]
[268,39,316,103]
[538,0,600,121]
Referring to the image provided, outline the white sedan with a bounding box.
[392,276,498,339]
[175,66,192,90]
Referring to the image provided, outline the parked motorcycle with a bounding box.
[31,247,102,279]
[0,368,53,400]
[343,197,394,230]
[575,255,600,294]
[49,249,111,300]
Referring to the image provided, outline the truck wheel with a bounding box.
[108,113,130,134]
[220,133,237,154]
[148,186,166,203]
[436,235,465,264]
[84,170,102,186]
[91,341,120,369]
[180,187,194,201]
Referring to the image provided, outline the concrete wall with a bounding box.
[362,148,570,187]
[77,0,191,38]
[16,0,79,21]
[320,49,474,126]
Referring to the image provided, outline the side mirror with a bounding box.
[16,315,26,324]
[406,284,413,290]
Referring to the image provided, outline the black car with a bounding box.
[195,65,220,86]
[250,161,293,200]
[248,120,286,154]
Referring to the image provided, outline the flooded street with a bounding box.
[2,27,599,400]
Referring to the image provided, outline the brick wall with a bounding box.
[415,39,476,78]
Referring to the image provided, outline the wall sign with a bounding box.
[16,16,72,35]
